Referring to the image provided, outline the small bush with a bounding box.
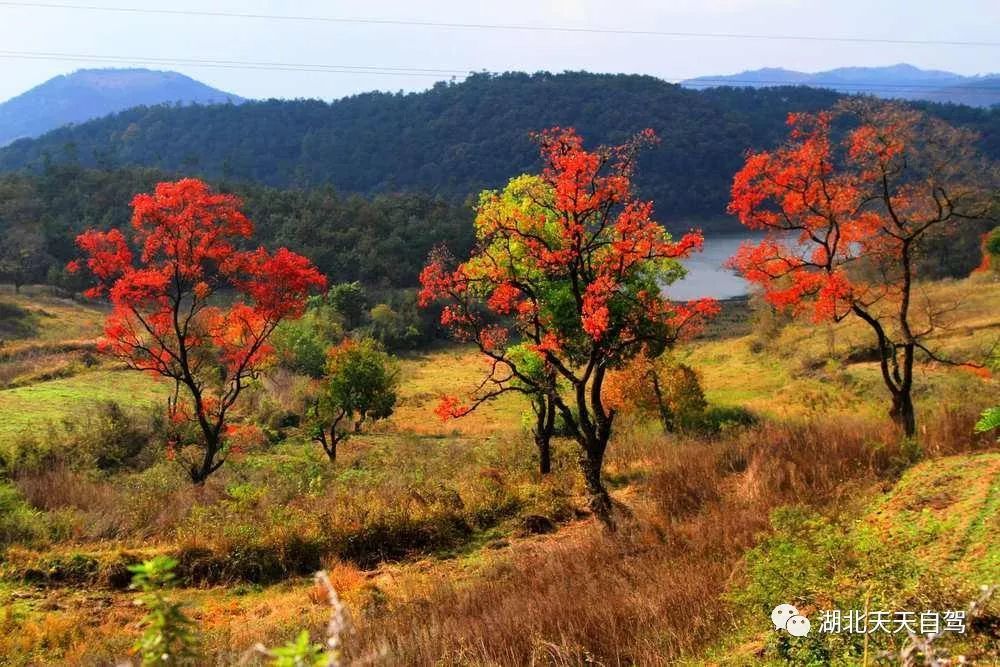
[697,405,758,433]
[129,556,199,665]
[272,312,340,378]
[0,481,47,549]
[4,401,163,476]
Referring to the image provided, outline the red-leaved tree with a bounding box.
[728,101,997,436]
[419,128,717,526]
[70,179,327,482]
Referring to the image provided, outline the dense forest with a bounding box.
[2,71,998,221]
[0,165,473,289]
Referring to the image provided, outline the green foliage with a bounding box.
[0,301,39,339]
[0,165,474,291]
[730,453,1000,665]
[974,406,1000,440]
[985,226,1000,261]
[733,506,911,665]
[128,556,198,666]
[747,291,790,353]
[272,308,342,378]
[320,338,399,431]
[366,302,423,351]
[0,219,51,290]
[326,281,368,330]
[659,361,709,431]
[266,630,328,666]
[3,401,163,476]
[0,481,47,550]
[3,72,997,226]
[698,405,758,433]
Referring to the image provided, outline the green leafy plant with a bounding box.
[266,630,328,667]
[128,556,198,666]
[974,406,1000,441]
[310,338,399,462]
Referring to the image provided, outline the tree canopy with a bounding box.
[420,127,718,526]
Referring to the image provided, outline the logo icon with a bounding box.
[771,603,811,636]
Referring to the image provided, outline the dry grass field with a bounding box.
[0,277,997,665]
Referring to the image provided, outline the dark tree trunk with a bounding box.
[889,390,916,438]
[889,342,917,438]
[649,370,674,434]
[317,426,340,463]
[580,446,613,529]
[536,432,551,475]
[853,305,919,439]
[189,433,221,484]
[533,394,556,475]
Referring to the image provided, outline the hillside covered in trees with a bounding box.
[2,71,998,222]
[0,165,473,289]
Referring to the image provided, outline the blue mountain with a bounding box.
[0,68,245,146]
[682,64,999,107]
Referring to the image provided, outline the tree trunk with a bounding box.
[580,447,614,529]
[890,388,916,438]
[890,342,917,438]
[319,427,339,463]
[649,370,674,434]
[189,435,220,484]
[534,395,555,475]
[536,432,552,475]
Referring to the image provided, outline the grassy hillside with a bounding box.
[0,277,996,664]
[714,452,1000,665]
[0,291,168,450]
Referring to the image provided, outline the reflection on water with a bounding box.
[664,235,758,300]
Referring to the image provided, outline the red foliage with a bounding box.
[70,178,326,481]
[434,395,471,421]
[726,103,995,434]
[419,128,717,519]
[420,128,714,359]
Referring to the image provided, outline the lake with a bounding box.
[664,234,758,300]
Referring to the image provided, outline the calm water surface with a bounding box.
[664,235,759,300]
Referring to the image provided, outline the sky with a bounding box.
[0,0,998,103]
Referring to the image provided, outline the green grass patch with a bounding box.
[721,452,1000,666]
[0,370,169,447]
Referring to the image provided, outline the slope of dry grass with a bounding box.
[0,277,996,665]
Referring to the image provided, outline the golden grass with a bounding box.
[389,346,525,437]
[683,276,999,420]
[0,278,997,664]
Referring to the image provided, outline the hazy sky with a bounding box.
[1,0,998,102]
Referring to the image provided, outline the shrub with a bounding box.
[129,556,199,666]
[984,226,1000,271]
[0,481,47,550]
[271,307,343,378]
[366,303,422,351]
[4,401,163,476]
[748,290,790,352]
[698,405,758,433]
[326,281,369,330]
[309,338,399,462]
[604,355,709,433]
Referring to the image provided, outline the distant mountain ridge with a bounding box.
[0,71,996,226]
[0,68,245,146]
[682,64,1000,107]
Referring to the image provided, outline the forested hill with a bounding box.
[2,71,997,221]
[2,72,998,221]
